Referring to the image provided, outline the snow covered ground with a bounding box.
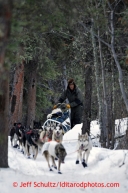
[0,121,128,193]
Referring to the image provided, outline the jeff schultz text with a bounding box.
[16,181,120,188]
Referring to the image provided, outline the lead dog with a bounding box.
[42,141,67,174]
[76,133,92,167]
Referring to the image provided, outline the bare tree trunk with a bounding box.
[98,30,109,148]
[82,64,92,135]
[111,61,115,148]
[0,0,12,167]
[9,62,24,128]
[26,60,37,128]
[0,71,9,167]
[91,21,104,142]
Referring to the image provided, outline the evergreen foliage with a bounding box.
[5,0,128,147]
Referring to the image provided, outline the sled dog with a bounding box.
[25,129,39,160]
[42,141,67,174]
[52,124,63,143]
[76,133,92,167]
[39,123,54,144]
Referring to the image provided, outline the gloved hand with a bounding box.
[66,104,70,108]
[53,105,57,109]
[53,103,61,109]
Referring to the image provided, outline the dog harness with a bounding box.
[26,130,32,134]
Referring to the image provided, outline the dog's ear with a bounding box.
[60,147,65,150]
[38,129,42,134]
[42,126,44,130]
[47,123,50,127]
[58,144,65,151]
[85,132,89,138]
[59,146,65,150]
[59,124,63,129]
[44,126,47,131]
[53,122,56,127]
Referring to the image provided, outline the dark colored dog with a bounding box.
[9,125,16,146]
[25,129,40,159]
[33,121,42,129]
[9,123,24,149]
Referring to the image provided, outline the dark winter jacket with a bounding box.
[58,86,83,108]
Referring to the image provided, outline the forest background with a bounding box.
[0,0,128,167]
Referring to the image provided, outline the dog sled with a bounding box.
[42,103,71,133]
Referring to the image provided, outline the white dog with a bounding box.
[42,141,67,174]
[76,133,92,167]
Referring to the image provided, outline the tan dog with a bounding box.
[39,123,54,144]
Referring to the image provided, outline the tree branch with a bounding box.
[78,21,111,48]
